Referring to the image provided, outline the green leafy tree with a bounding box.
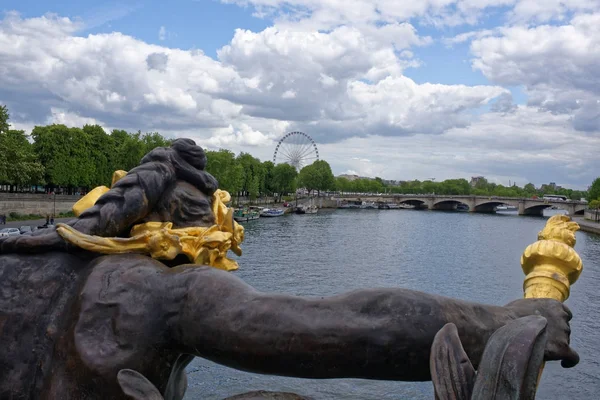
[83,124,114,186]
[205,149,244,196]
[109,130,168,173]
[0,105,10,183]
[335,177,350,193]
[311,160,335,195]
[589,177,600,202]
[114,131,146,171]
[352,179,367,193]
[367,178,384,193]
[570,190,587,201]
[523,183,536,196]
[31,125,68,188]
[298,160,335,196]
[271,163,297,201]
[297,164,318,195]
[142,132,172,154]
[589,199,600,209]
[0,129,44,187]
[261,161,275,196]
[237,152,264,201]
[0,105,9,134]
[440,179,471,195]
[248,175,260,200]
[422,180,436,194]
[473,177,489,191]
[32,124,95,189]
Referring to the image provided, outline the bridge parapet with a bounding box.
[332,194,587,215]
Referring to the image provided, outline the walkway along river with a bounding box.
[184,209,600,400]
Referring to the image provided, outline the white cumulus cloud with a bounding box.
[470,13,600,131]
[1,1,599,188]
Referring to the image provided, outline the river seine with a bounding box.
[184,209,600,399]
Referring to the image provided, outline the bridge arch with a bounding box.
[521,204,554,216]
[522,199,585,216]
[396,198,429,209]
[574,208,585,215]
[474,199,519,213]
[574,205,587,215]
[432,199,470,211]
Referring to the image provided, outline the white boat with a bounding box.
[304,205,318,214]
[497,205,517,211]
[360,201,377,209]
[261,208,285,217]
[298,198,318,214]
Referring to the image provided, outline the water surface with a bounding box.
[184,209,600,399]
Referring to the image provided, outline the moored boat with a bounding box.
[304,204,318,214]
[260,208,285,217]
[496,205,517,211]
[361,201,377,209]
[233,208,260,222]
[297,198,318,214]
[378,202,400,209]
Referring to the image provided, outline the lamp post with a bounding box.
[53,191,56,219]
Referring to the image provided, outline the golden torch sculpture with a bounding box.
[521,214,583,302]
[520,214,583,381]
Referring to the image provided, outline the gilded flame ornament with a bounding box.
[520,214,583,302]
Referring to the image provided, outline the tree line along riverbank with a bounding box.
[2,104,599,209]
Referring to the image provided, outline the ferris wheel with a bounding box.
[273,131,319,171]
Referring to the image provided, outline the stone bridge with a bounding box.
[333,194,588,216]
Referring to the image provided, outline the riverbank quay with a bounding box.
[574,217,600,235]
[1,218,72,230]
[0,193,80,216]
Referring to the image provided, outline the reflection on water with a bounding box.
[185,209,600,399]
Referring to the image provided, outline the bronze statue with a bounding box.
[0,139,580,400]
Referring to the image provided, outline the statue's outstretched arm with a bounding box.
[172,266,575,381]
[73,258,576,384]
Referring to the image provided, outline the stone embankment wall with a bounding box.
[580,210,600,235]
[0,193,79,215]
[0,194,338,216]
[319,199,338,208]
[584,209,599,222]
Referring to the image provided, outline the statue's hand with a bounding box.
[506,299,579,368]
[505,298,579,368]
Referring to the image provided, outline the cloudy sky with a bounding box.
[1,0,598,189]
